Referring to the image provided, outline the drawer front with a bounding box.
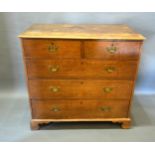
[22,39,81,58]
[31,99,129,119]
[26,60,137,79]
[28,80,133,99]
[84,41,141,60]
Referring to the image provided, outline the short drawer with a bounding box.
[22,39,81,58]
[84,41,141,60]
[28,80,133,99]
[31,99,129,119]
[26,60,137,80]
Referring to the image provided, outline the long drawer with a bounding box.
[31,99,129,119]
[28,80,133,99]
[26,59,137,79]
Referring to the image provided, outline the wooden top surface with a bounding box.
[19,24,145,40]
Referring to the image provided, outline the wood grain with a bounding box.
[31,99,129,119]
[26,59,138,80]
[84,41,141,60]
[19,24,145,40]
[22,39,81,58]
[28,79,133,99]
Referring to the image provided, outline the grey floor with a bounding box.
[0,94,155,142]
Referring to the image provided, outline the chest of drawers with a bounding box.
[19,24,145,130]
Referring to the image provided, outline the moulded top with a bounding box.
[18,24,145,40]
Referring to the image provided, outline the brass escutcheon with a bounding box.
[48,65,59,72]
[100,106,111,112]
[48,42,58,52]
[51,107,60,112]
[103,87,113,93]
[49,86,60,93]
[105,66,116,73]
[106,44,117,53]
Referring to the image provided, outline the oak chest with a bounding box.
[19,24,145,129]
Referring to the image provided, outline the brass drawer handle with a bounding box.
[105,66,116,73]
[100,106,111,112]
[48,65,59,72]
[106,44,117,53]
[103,87,113,93]
[48,42,58,52]
[51,107,60,112]
[49,86,60,93]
